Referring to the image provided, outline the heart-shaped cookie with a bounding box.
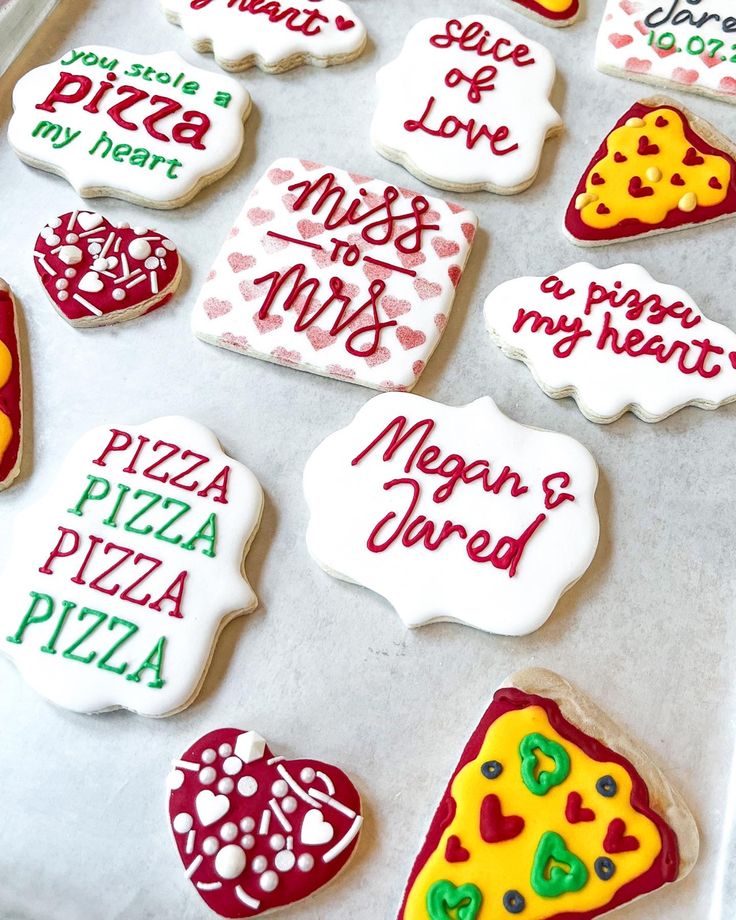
[34,211,182,327]
[167,728,363,917]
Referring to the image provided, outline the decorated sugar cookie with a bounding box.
[34,210,182,327]
[371,16,562,194]
[596,0,736,103]
[0,279,23,491]
[1,417,263,716]
[8,46,251,209]
[502,0,580,28]
[485,262,736,422]
[168,728,363,917]
[565,96,736,245]
[398,668,699,920]
[303,393,599,636]
[191,158,477,391]
[161,0,367,73]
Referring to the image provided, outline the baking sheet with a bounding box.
[0,0,734,917]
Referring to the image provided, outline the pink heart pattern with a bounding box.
[596,0,736,101]
[34,211,181,327]
[168,728,363,918]
[192,158,477,391]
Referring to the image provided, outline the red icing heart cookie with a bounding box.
[34,210,182,327]
[0,279,22,491]
[167,729,363,917]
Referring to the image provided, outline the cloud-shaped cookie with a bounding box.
[8,46,251,208]
[485,262,736,422]
[1,417,263,716]
[372,15,562,193]
[304,393,599,636]
[161,0,367,72]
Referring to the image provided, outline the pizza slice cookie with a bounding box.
[565,96,736,245]
[0,279,23,491]
[502,0,580,28]
[398,668,698,920]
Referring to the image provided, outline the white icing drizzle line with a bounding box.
[121,254,130,278]
[235,886,260,909]
[100,232,115,259]
[173,759,199,771]
[322,815,363,864]
[185,855,203,879]
[126,274,146,289]
[79,229,103,239]
[114,237,122,253]
[269,797,292,832]
[67,210,78,231]
[185,829,196,855]
[286,835,293,851]
[150,271,159,295]
[197,882,222,891]
[72,293,103,317]
[33,253,56,276]
[315,770,335,796]
[276,764,321,808]
[267,756,285,765]
[259,809,271,835]
[308,788,356,819]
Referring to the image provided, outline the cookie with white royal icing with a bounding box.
[304,393,599,636]
[8,46,251,209]
[0,279,23,492]
[161,0,367,73]
[485,262,736,423]
[168,728,363,917]
[398,668,699,920]
[596,0,736,103]
[191,158,478,391]
[34,210,182,327]
[372,16,562,194]
[1,416,263,716]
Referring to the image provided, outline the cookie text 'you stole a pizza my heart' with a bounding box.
[1,417,263,716]
[304,393,599,636]
[8,46,251,207]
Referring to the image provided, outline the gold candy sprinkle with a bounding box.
[575,192,597,210]
[646,167,662,182]
[678,192,698,212]
[625,117,646,127]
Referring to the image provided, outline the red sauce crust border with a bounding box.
[0,286,22,485]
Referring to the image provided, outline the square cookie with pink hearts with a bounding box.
[191,158,478,391]
[161,0,367,73]
[596,0,736,104]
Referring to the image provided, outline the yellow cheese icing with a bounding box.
[402,705,664,920]
[535,0,575,12]
[576,107,731,230]
[0,411,11,464]
[0,339,11,390]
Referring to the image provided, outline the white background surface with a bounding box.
[0,1,734,918]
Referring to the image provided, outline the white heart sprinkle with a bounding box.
[78,212,104,231]
[300,808,334,846]
[77,271,104,293]
[195,790,230,827]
